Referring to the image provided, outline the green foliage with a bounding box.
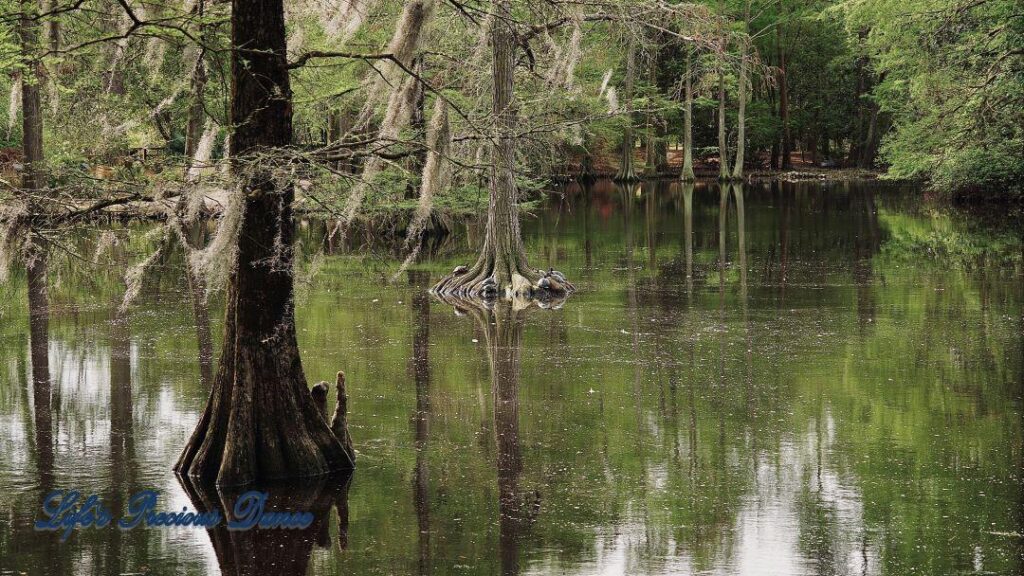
[840,0,1024,193]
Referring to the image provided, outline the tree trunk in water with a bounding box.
[717,60,729,181]
[22,0,52,493]
[681,51,695,181]
[176,0,354,486]
[777,1,792,170]
[732,5,750,181]
[431,0,574,301]
[615,37,638,182]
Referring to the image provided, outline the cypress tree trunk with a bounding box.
[732,4,750,181]
[732,50,747,180]
[615,36,638,182]
[20,0,43,197]
[184,0,208,161]
[21,0,52,493]
[643,47,660,178]
[777,0,792,169]
[681,51,695,181]
[717,58,729,181]
[431,0,574,301]
[176,0,354,486]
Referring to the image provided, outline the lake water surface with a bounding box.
[1,180,1022,575]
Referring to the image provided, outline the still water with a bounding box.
[1,180,1022,575]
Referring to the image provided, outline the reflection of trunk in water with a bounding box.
[732,184,756,467]
[409,270,432,575]
[492,305,526,576]
[443,299,537,576]
[645,182,658,271]
[27,245,53,491]
[179,473,352,575]
[850,184,877,332]
[681,183,698,477]
[622,185,646,460]
[683,184,694,297]
[717,185,728,454]
[583,189,593,270]
[107,305,137,573]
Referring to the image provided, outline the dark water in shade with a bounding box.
[1,180,1022,575]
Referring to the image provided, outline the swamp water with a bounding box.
[0,180,1022,575]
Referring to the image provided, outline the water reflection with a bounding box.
[178,473,352,576]
[409,269,432,575]
[27,246,53,492]
[463,300,539,576]
[0,180,1021,575]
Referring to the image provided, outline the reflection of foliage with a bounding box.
[877,208,1023,270]
[0,182,1022,575]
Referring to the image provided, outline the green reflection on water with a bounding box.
[0,180,1021,575]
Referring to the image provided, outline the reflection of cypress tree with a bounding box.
[491,304,526,576]
[179,473,351,576]
[408,270,432,575]
[479,303,549,576]
[27,247,53,492]
[645,182,658,271]
[445,300,537,576]
[582,185,593,270]
[107,305,137,575]
[25,246,57,572]
[683,183,694,298]
[681,183,698,477]
[716,184,729,459]
[850,184,878,332]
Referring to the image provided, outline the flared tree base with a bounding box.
[431,256,575,304]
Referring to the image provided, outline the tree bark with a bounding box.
[777,0,792,170]
[681,51,695,181]
[176,0,354,486]
[20,0,44,196]
[644,46,660,178]
[615,36,638,182]
[717,58,729,180]
[732,3,750,181]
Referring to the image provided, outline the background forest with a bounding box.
[1,0,1022,219]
